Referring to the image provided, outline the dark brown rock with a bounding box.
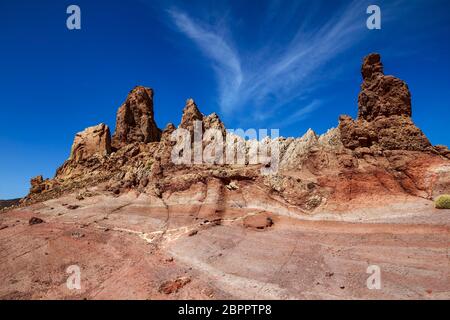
[112,86,161,148]
[29,217,44,225]
[159,277,191,294]
[188,230,198,236]
[361,53,384,81]
[339,115,431,151]
[359,53,411,120]
[339,53,431,151]
[243,213,274,230]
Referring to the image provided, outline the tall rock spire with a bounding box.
[179,98,203,130]
[358,53,412,121]
[339,53,431,151]
[112,86,161,149]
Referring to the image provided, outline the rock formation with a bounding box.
[112,86,161,148]
[358,53,412,120]
[179,98,203,131]
[29,175,46,194]
[4,53,450,302]
[175,99,227,165]
[339,53,432,152]
[18,53,449,213]
[203,112,226,134]
[69,123,111,162]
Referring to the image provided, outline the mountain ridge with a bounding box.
[1,54,449,300]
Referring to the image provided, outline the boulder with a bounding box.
[29,217,44,225]
[159,277,191,294]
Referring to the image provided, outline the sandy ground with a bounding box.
[0,188,449,300]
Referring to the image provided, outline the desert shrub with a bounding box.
[435,195,450,209]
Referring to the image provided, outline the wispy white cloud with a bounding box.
[168,9,242,112]
[272,100,322,128]
[168,0,367,125]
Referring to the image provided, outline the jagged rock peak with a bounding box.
[180,98,203,130]
[358,53,412,121]
[361,53,384,81]
[301,128,318,142]
[112,86,161,148]
[70,123,111,162]
[203,112,226,134]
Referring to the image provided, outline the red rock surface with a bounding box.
[0,190,449,299]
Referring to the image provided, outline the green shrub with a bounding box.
[435,195,450,209]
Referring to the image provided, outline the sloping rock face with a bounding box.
[339,53,431,152]
[112,86,161,148]
[70,123,111,162]
[54,124,112,181]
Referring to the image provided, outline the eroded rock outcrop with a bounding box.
[30,175,46,194]
[70,123,111,162]
[339,53,431,152]
[175,99,228,165]
[203,112,226,135]
[112,86,161,148]
[179,98,203,131]
[358,53,412,120]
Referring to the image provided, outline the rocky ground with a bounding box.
[1,53,449,300]
[0,186,448,299]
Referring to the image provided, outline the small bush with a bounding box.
[435,195,450,209]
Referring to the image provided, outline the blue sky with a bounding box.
[1,0,449,199]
